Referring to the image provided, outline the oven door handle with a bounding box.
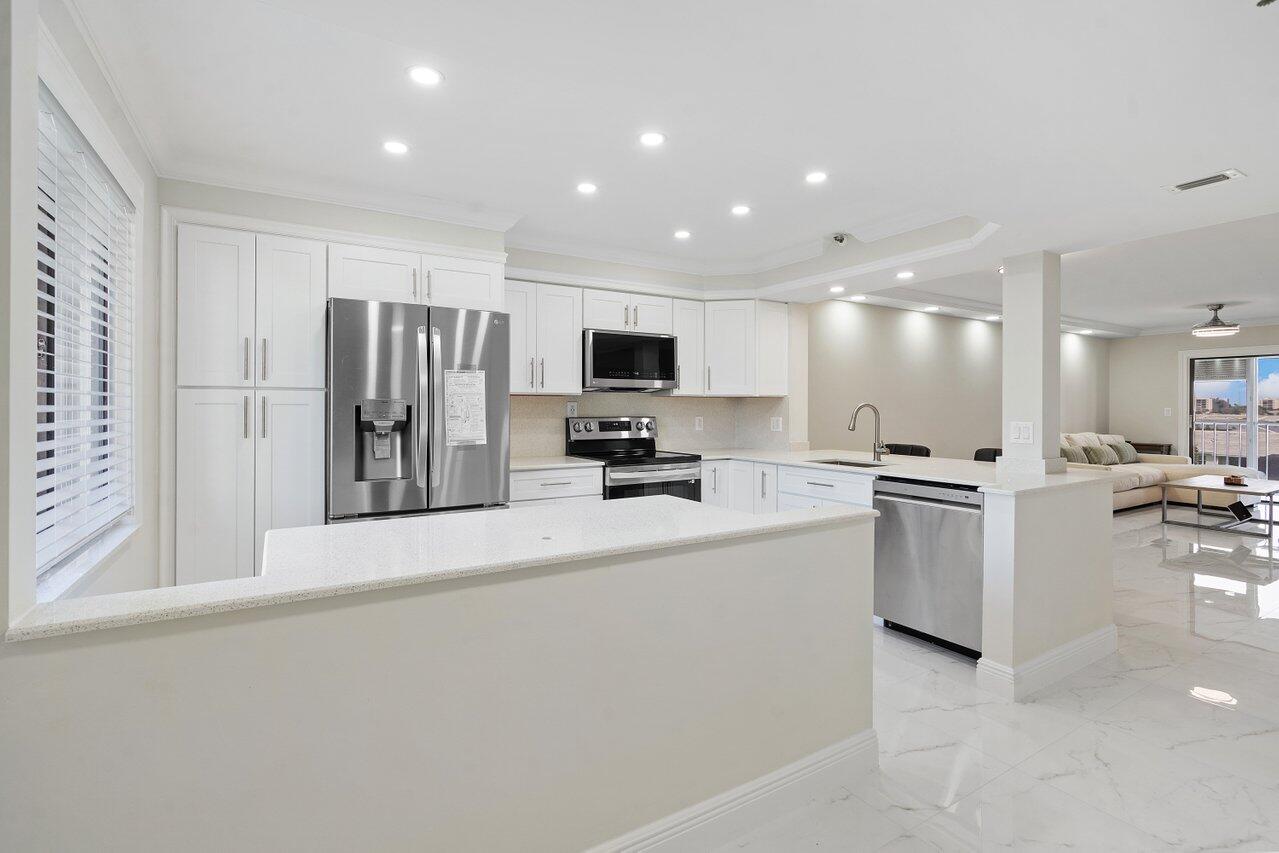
[606,468,702,485]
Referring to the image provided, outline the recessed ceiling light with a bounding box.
[731,204,751,216]
[923,306,940,312]
[896,271,914,280]
[382,140,409,155]
[639,131,666,147]
[1079,329,1094,335]
[849,295,867,302]
[985,315,1001,321]
[673,230,691,240]
[829,286,845,294]
[407,66,443,87]
[576,182,597,195]
[805,171,828,184]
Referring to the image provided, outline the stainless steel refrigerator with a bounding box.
[326,298,510,522]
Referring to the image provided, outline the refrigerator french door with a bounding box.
[326,298,510,522]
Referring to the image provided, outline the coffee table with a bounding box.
[1161,475,1279,537]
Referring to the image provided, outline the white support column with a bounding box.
[997,251,1066,477]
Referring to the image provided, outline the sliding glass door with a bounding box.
[1190,355,1279,478]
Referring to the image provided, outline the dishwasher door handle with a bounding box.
[873,493,983,514]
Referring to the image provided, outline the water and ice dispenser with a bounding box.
[355,398,411,481]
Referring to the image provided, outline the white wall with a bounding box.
[807,300,1110,459]
[1109,323,1279,447]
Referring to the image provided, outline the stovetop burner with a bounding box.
[564,416,700,468]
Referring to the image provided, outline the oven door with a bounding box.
[584,330,678,391]
[604,465,701,501]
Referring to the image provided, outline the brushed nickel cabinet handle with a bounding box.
[261,338,268,381]
[261,395,268,438]
[761,470,767,499]
[529,357,535,389]
[243,337,250,381]
[540,357,545,389]
[411,268,418,301]
[243,395,249,439]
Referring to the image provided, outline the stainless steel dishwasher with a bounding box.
[872,477,984,656]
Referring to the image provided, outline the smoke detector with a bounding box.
[1164,169,1246,193]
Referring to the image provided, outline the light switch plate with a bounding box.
[1163,407,1172,417]
[1010,421,1034,444]
[770,416,783,432]
[694,416,704,431]
[566,401,578,417]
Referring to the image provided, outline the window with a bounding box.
[1190,354,1279,478]
[35,83,135,574]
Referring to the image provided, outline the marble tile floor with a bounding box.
[718,506,1279,852]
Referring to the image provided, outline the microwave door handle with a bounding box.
[430,326,444,489]
[415,325,429,488]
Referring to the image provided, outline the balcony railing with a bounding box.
[1191,420,1279,478]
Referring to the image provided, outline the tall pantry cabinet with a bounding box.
[175,224,326,583]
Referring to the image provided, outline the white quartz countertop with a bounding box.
[697,448,1121,495]
[510,455,604,471]
[6,496,873,642]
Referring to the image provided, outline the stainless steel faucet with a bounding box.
[848,403,889,461]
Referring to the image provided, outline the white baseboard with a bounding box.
[586,728,879,853]
[977,624,1118,701]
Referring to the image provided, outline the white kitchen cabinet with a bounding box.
[327,242,419,303]
[177,224,256,388]
[701,460,730,507]
[672,299,704,395]
[582,288,672,334]
[176,388,256,584]
[778,493,823,511]
[253,389,325,573]
[753,464,778,514]
[505,281,583,394]
[509,466,603,502]
[704,300,789,397]
[255,234,327,389]
[776,465,874,508]
[727,460,756,512]
[506,280,537,393]
[421,254,504,311]
[510,495,604,509]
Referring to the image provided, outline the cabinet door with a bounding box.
[778,493,823,511]
[631,293,673,334]
[422,254,505,311]
[327,243,419,303]
[582,288,631,331]
[177,224,255,387]
[727,460,756,512]
[505,281,537,393]
[755,301,789,396]
[535,283,583,394]
[176,389,255,584]
[705,300,756,396]
[672,299,704,396]
[753,464,778,514]
[254,389,325,573]
[256,235,327,389]
[700,461,729,507]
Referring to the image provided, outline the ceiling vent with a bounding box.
[1164,169,1246,193]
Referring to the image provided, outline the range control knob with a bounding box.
[572,422,583,433]
[584,422,594,432]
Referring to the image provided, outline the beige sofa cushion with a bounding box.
[1119,464,1168,488]
[1097,433,1126,445]
[1065,432,1102,447]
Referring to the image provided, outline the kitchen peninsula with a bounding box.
[1,497,876,852]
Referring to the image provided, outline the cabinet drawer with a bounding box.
[509,494,603,509]
[777,466,874,506]
[510,467,603,502]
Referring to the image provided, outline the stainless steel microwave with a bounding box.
[583,329,678,392]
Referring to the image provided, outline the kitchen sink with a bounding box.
[811,459,890,468]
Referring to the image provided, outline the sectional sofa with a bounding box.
[1061,432,1262,511]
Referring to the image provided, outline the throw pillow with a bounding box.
[1109,441,1139,464]
[1083,444,1120,466]
[1061,445,1088,464]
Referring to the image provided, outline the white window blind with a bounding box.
[35,83,135,573]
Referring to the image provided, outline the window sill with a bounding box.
[36,522,141,603]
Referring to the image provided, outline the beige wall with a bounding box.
[1109,323,1279,447]
[807,300,1110,459]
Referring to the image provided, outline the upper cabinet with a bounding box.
[256,235,327,389]
[421,254,505,312]
[672,299,705,396]
[704,300,788,397]
[582,288,672,334]
[327,243,419,303]
[177,224,256,387]
[506,280,582,395]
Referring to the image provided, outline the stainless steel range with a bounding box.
[566,417,701,501]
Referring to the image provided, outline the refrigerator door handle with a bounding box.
[430,327,444,489]
[415,325,430,488]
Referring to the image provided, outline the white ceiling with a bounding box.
[73,0,1279,288]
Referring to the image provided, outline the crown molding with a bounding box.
[883,286,1141,337]
[155,170,524,233]
[506,232,826,277]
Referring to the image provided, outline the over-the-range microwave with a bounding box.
[583,329,678,392]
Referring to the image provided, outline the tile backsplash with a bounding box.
[510,394,790,457]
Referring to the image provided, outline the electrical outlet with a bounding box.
[694,416,704,431]
[1163,407,1172,417]
[770,416,783,432]
[566,401,578,417]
